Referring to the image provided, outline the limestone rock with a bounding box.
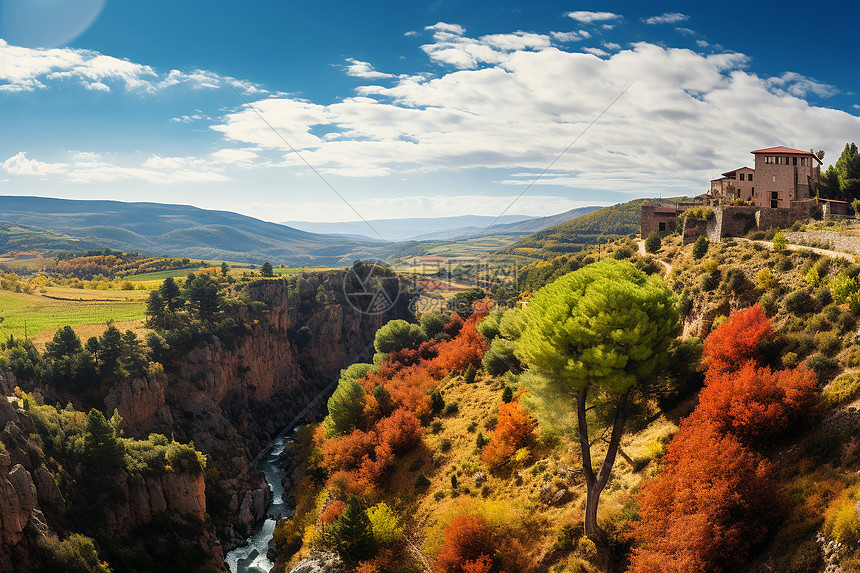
[33,467,65,514]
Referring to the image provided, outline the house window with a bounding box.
[773,176,776,182]
[748,173,753,181]
[739,173,745,181]
[751,187,755,195]
[801,157,807,166]
[771,191,779,200]
[793,157,798,165]
[659,222,666,232]
[771,200,778,208]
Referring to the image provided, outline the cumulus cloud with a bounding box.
[567,11,621,24]
[766,71,838,98]
[209,32,859,190]
[344,58,394,79]
[550,31,585,42]
[2,151,232,184]
[2,152,69,176]
[0,39,264,95]
[644,12,689,25]
[419,24,552,69]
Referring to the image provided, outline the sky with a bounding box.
[1,0,859,223]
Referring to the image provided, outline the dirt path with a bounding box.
[737,238,856,261]
[637,240,673,275]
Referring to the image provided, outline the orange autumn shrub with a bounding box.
[693,362,817,445]
[318,500,346,525]
[435,515,497,573]
[462,555,494,573]
[322,429,377,472]
[702,303,772,375]
[377,408,422,453]
[481,398,536,467]
[430,321,488,376]
[628,423,777,573]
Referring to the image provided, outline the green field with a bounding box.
[0,290,147,342]
[271,267,303,276]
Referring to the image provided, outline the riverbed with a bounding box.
[225,436,293,573]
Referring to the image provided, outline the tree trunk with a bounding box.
[577,387,630,548]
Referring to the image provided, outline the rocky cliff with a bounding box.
[105,272,410,554]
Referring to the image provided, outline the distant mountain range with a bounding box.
[0,196,608,265]
[280,214,534,241]
[282,206,602,242]
[0,196,391,265]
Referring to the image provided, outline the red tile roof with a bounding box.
[721,166,753,177]
[751,147,822,162]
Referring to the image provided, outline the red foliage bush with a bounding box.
[481,399,536,467]
[322,429,378,472]
[318,500,346,525]
[693,362,817,445]
[702,303,773,375]
[377,408,422,453]
[435,515,496,573]
[462,555,493,573]
[430,321,488,376]
[628,423,777,573]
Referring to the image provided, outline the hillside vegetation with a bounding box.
[273,224,860,573]
[506,199,647,259]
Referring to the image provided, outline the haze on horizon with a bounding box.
[0,0,858,224]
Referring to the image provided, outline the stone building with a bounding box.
[641,145,832,243]
[710,166,755,202]
[751,146,821,208]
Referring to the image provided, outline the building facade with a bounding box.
[751,146,821,209]
[710,166,755,203]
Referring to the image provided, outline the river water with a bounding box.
[225,436,293,573]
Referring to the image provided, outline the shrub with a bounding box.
[165,441,207,474]
[374,320,427,354]
[692,235,709,259]
[431,390,445,414]
[784,289,814,315]
[806,353,838,378]
[367,502,402,544]
[37,534,112,573]
[755,268,777,290]
[822,373,860,408]
[464,364,477,384]
[323,496,376,562]
[703,304,772,375]
[645,231,662,253]
[773,232,788,251]
[434,515,495,573]
[701,272,720,292]
[481,399,536,467]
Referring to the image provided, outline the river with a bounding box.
[225,435,293,573]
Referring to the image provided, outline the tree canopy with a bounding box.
[517,258,678,394]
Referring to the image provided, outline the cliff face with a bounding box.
[104,272,409,550]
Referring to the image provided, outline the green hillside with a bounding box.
[505,199,647,259]
[0,221,102,254]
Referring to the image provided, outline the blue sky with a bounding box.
[1,0,859,222]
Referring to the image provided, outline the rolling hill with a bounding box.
[0,196,396,265]
[506,199,647,258]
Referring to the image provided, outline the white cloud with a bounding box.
[582,47,609,57]
[644,12,689,25]
[676,27,697,36]
[420,27,552,69]
[2,151,233,184]
[344,58,394,79]
[2,152,69,176]
[567,11,621,24]
[696,39,710,48]
[208,35,860,192]
[550,31,584,42]
[0,39,264,95]
[602,42,622,51]
[766,71,838,98]
[854,104,860,110]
